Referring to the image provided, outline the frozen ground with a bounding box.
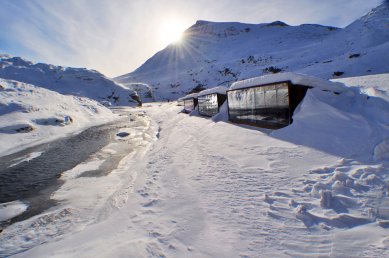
[1,73,388,257]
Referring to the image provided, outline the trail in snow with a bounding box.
[5,102,389,257]
[125,104,333,257]
[124,103,389,257]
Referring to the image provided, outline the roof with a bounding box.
[178,92,199,101]
[198,86,228,97]
[230,72,346,92]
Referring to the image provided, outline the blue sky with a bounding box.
[0,0,382,77]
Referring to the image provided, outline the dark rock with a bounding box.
[349,53,361,59]
[263,66,283,74]
[16,125,34,133]
[333,71,344,77]
[116,132,130,137]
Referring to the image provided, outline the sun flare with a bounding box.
[159,20,187,46]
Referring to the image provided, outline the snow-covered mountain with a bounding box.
[0,55,141,106]
[116,3,389,101]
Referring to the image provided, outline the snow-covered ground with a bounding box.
[0,78,117,156]
[1,73,388,257]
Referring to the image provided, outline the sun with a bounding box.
[159,20,187,46]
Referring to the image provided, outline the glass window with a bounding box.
[276,83,289,107]
[199,94,219,116]
[254,87,265,108]
[184,99,195,112]
[264,85,277,107]
[228,83,292,127]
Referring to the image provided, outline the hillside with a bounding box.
[0,55,141,106]
[116,3,389,101]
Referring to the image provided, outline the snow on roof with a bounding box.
[198,86,228,97]
[178,92,199,101]
[230,72,346,92]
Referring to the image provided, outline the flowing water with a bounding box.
[0,115,134,226]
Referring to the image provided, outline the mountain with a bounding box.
[115,3,389,101]
[0,55,141,106]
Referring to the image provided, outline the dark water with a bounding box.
[0,117,132,225]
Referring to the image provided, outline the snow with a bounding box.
[374,139,389,161]
[1,3,389,257]
[0,201,28,222]
[0,56,140,106]
[333,73,389,101]
[0,78,117,156]
[115,3,389,101]
[178,92,198,101]
[197,86,227,97]
[8,152,43,168]
[230,72,346,92]
[272,88,389,161]
[2,73,388,257]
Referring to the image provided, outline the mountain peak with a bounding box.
[266,21,289,27]
[116,4,389,101]
[194,20,212,26]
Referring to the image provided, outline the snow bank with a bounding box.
[0,78,117,156]
[333,73,389,101]
[198,86,227,97]
[230,72,346,92]
[272,84,389,161]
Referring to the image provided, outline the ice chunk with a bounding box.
[0,200,28,222]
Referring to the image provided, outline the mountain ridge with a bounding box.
[115,3,389,101]
[0,56,141,106]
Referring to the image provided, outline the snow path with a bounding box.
[122,103,388,257]
[134,104,338,257]
[11,102,389,257]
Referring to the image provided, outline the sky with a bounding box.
[0,0,382,78]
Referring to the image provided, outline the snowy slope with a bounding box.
[0,56,141,106]
[116,3,389,101]
[0,78,117,156]
[2,73,388,257]
[332,73,389,101]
